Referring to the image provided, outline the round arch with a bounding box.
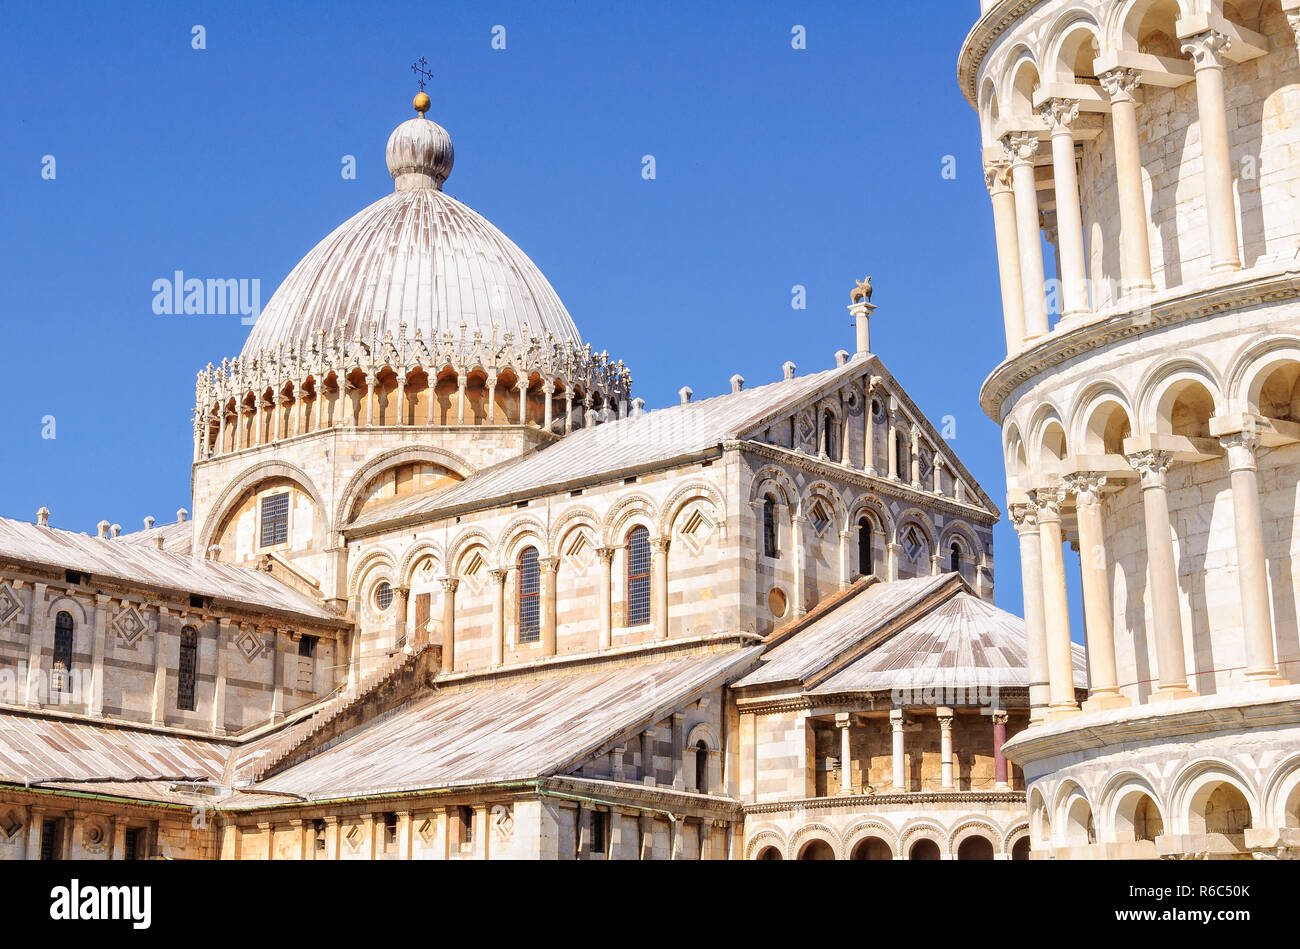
[788,823,843,861]
[397,539,445,587]
[497,515,551,563]
[198,459,329,555]
[548,506,602,555]
[1044,9,1103,82]
[658,481,727,540]
[843,819,899,861]
[747,465,801,514]
[347,547,398,600]
[602,493,659,547]
[1167,759,1261,837]
[332,445,474,531]
[1136,358,1225,436]
[744,828,788,861]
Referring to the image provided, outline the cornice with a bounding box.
[958,0,1046,108]
[979,269,1300,424]
[744,789,1025,815]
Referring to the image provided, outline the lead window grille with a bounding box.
[518,548,540,643]
[762,496,778,558]
[627,527,651,627]
[52,611,74,693]
[260,492,289,547]
[177,625,198,711]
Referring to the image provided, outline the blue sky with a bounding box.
[0,0,1085,632]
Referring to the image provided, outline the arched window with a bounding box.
[897,432,910,473]
[762,495,778,558]
[627,526,651,626]
[950,542,962,574]
[857,517,874,577]
[518,547,541,643]
[53,611,74,693]
[695,740,709,794]
[823,412,838,462]
[177,625,198,711]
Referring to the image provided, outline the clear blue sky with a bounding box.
[0,0,1085,632]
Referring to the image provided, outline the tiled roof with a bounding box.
[115,519,194,555]
[0,517,340,623]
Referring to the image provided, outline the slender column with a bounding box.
[1006,133,1049,338]
[486,375,497,424]
[393,586,409,652]
[886,541,900,581]
[272,395,284,440]
[985,160,1027,353]
[25,807,45,860]
[1181,31,1241,274]
[1064,474,1127,709]
[1031,488,1079,717]
[490,568,507,666]
[863,380,877,475]
[216,404,227,455]
[395,378,406,426]
[1010,504,1050,721]
[992,711,1009,791]
[835,713,853,794]
[838,530,852,591]
[937,708,955,790]
[597,547,615,650]
[1127,450,1195,699]
[1041,99,1089,319]
[887,409,899,480]
[439,577,459,673]
[1221,432,1286,685]
[933,456,945,495]
[889,709,907,791]
[456,375,467,425]
[270,629,285,721]
[641,729,657,787]
[909,425,921,487]
[1098,68,1154,292]
[790,515,807,617]
[540,556,560,656]
[212,618,228,734]
[543,383,555,433]
[517,379,529,425]
[364,374,375,426]
[25,581,45,708]
[151,607,170,725]
[651,537,670,639]
[89,594,109,716]
[564,391,574,435]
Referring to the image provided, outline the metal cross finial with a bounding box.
[411,57,433,92]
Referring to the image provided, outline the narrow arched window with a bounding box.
[695,740,709,794]
[823,411,836,461]
[177,625,198,711]
[518,547,541,643]
[53,611,74,693]
[627,526,651,626]
[858,517,874,577]
[762,495,778,558]
[950,542,962,574]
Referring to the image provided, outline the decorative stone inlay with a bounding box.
[0,810,22,840]
[676,507,716,555]
[235,628,270,662]
[491,803,514,840]
[81,819,110,854]
[417,818,436,846]
[0,583,22,627]
[111,606,149,648]
[344,823,364,853]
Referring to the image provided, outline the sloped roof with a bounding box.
[115,519,194,556]
[809,590,1088,694]
[243,646,761,799]
[737,574,955,687]
[0,517,340,623]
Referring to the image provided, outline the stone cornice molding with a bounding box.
[979,269,1300,423]
[958,0,1045,107]
[744,789,1026,815]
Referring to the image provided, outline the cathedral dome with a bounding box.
[240,108,581,357]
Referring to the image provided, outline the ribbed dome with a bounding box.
[241,115,581,356]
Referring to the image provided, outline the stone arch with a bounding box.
[949,816,1003,854]
[1262,753,1300,829]
[1103,773,1167,847]
[44,595,89,625]
[347,547,397,600]
[847,493,894,538]
[789,823,842,860]
[1027,402,1070,473]
[1137,358,1225,436]
[497,515,550,563]
[603,493,659,547]
[1226,336,1300,419]
[745,828,788,861]
[978,75,1000,146]
[843,819,898,860]
[332,445,474,530]
[1001,820,1030,857]
[1029,785,1052,846]
[1168,759,1261,836]
[1002,45,1042,121]
[658,481,727,540]
[1071,383,1136,455]
[549,506,602,555]
[798,480,849,536]
[685,722,720,752]
[1110,0,1196,55]
[1044,8,1103,82]
[939,521,982,578]
[898,819,947,860]
[747,465,800,513]
[198,459,329,554]
[1004,421,1029,482]
[445,527,495,575]
[397,539,444,587]
[1053,780,1096,847]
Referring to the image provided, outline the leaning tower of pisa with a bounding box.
[960,0,1300,858]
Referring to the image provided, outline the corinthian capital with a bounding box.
[1028,486,1067,522]
[1126,449,1174,488]
[1004,131,1040,166]
[1008,502,1039,533]
[1063,472,1107,508]
[983,161,1013,197]
[1097,67,1141,104]
[1219,430,1261,471]
[1181,30,1232,69]
[1289,13,1300,51]
[1040,98,1080,132]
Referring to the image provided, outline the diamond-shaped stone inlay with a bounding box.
[417,818,435,846]
[235,629,268,662]
[345,824,363,852]
[0,584,21,627]
[111,606,148,647]
[0,810,22,839]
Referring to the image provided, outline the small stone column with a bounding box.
[1181,31,1241,274]
[863,379,878,475]
[89,594,109,716]
[486,374,498,424]
[1041,99,1090,320]
[1128,450,1196,700]
[26,581,46,708]
[1064,474,1128,711]
[564,390,574,435]
[651,537,670,639]
[490,568,508,666]
[837,530,852,591]
[909,425,921,487]
[542,383,555,432]
[671,713,685,790]
[890,708,907,791]
[516,379,528,425]
[393,586,410,652]
[540,556,560,656]
[1010,503,1050,721]
[1098,68,1154,293]
[937,708,955,790]
[641,729,657,787]
[151,607,171,726]
[886,542,901,582]
[213,618,229,734]
[835,713,853,795]
[439,577,459,673]
[597,546,615,650]
[790,516,806,617]
[26,807,45,860]
[1221,431,1287,686]
[984,160,1027,353]
[456,376,467,425]
[1031,487,1079,717]
[992,710,1009,791]
[887,408,899,480]
[1005,132,1049,339]
[270,628,285,722]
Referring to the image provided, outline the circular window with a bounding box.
[374,581,394,612]
[768,588,788,619]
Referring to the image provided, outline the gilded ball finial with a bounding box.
[413,91,431,116]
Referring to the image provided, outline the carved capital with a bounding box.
[983,160,1013,197]
[650,536,671,554]
[1008,502,1039,533]
[1289,13,1300,51]
[488,567,509,585]
[1097,67,1141,103]
[1063,472,1107,508]
[1029,486,1067,523]
[539,556,561,574]
[1040,97,1080,133]
[1181,30,1232,70]
[1004,131,1040,166]
[1220,431,1261,472]
[991,710,1009,727]
[596,546,616,565]
[438,576,460,594]
[1127,449,1174,488]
